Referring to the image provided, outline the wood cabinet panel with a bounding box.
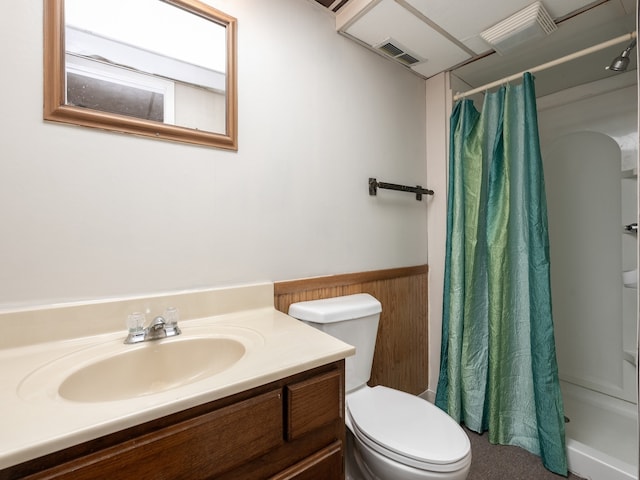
[286,370,342,441]
[25,390,283,480]
[270,442,343,480]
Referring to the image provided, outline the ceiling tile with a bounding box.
[404,0,598,53]
[452,1,635,97]
[344,0,471,76]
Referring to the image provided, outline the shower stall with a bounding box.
[537,71,639,480]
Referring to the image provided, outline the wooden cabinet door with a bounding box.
[270,442,343,480]
[25,390,283,480]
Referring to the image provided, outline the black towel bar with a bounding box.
[368,178,434,201]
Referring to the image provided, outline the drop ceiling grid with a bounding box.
[403,0,601,54]
[453,3,636,98]
[344,0,471,77]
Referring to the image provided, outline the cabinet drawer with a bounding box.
[28,389,283,480]
[270,441,343,480]
[286,370,342,441]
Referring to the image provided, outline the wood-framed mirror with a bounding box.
[44,0,237,150]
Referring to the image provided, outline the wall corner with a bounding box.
[425,72,452,394]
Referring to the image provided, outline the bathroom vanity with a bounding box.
[4,362,345,479]
[0,283,354,479]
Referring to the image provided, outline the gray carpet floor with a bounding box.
[465,428,585,480]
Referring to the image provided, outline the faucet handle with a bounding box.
[164,307,179,327]
[126,312,146,333]
[164,307,181,336]
[124,312,147,344]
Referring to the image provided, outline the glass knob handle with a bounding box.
[164,307,179,327]
[126,312,146,332]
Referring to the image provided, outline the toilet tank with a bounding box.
[288,294,382,393]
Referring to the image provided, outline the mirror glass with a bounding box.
[44,0,237,150]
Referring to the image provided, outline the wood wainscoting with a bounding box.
[274,265,428,395]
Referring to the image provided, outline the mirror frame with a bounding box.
[44,0,238,150]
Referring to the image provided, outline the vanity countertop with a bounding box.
[0,283,354,469]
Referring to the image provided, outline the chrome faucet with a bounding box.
[124,309,181,344]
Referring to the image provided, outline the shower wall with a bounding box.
[537,72,638,404]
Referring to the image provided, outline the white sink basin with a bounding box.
[58,337,245,402]
[17,325,264,404]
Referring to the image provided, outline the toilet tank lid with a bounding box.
[288,293,382,323]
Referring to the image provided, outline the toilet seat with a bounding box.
[347,386,471,473]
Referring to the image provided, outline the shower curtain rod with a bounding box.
[454,31,637,101]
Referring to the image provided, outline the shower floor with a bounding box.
[561,381,638,479]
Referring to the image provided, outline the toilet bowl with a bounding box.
[288,294,471,480]
[346,385,471,480]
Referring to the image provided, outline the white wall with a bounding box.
[425,72,451,396]
[0,1,427,308]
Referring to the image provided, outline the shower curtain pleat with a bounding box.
[435,73,568,476]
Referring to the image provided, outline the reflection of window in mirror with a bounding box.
[44,0,237,150]
[66,56,172,122]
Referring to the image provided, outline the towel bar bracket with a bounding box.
[368,177,434,201]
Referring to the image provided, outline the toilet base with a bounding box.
[345,429,470,480]
[345,429,363,480]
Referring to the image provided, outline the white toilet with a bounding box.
[288,293,471,480]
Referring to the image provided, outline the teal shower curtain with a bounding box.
[435,73,567,476]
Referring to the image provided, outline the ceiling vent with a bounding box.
[374,38,425,66]
[312,0,351,14]
[480,1,557,55]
